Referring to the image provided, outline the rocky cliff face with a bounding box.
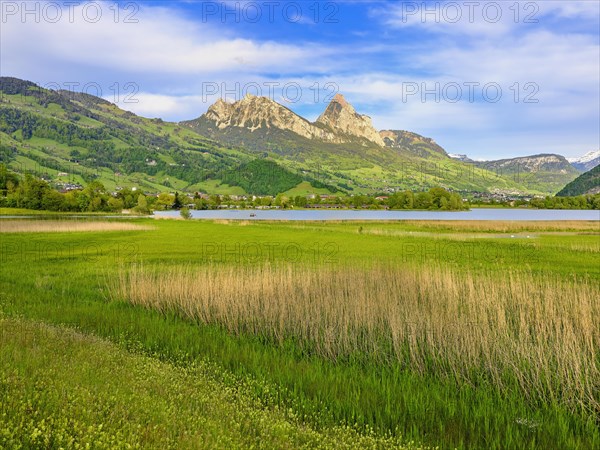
[380,130,448,157]
[203,94,341,142]
[479,154,577,173]
[199,93,386,147]
[316,94,385,146]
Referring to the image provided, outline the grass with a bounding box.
[396,220,600,233]
[110,263,599,418]
[281,220,600,234]
[0,220,154,233]
[188,179,248,195]
[0,208,60,216]
[0,317,421,449]
[0,208,127,216]
[284,181,332,196]
[1,218,598,448]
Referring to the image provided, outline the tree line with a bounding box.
[2,165,598,213]
[0,164,149,213]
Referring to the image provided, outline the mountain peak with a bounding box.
[317,94,384,146]
[331,93,350,107]
[201,95,340,139]
[199,93,385,147]
[567,149,600,172]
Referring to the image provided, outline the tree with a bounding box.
[133,194,150,215]
[209,194,221,209]
[81,180,109,211]
[429,187,451,209]
[440,196,449,210]
[414,191,432,209]
[156,192,175,210]
[108,197,124,212]
[15,174,49,209]
[116,188,137,209]
[41,189,66,211]
[294,195,307,207]
[0,163,20,194]
[404,191,414,209]
[194,197,209,210]
[173,191,182,209]
[180,207,192,220]
[275,193,290,208]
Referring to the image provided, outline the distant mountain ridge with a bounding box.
[183,94,580,193]
[473,154,575,173]
[0,76,584,195]
[183,94,458,164]
[469,154,579,193]
[452,150,600,173]
[567,150,600,172]
[448,154,474,163]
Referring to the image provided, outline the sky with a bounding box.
[1,0,599,160]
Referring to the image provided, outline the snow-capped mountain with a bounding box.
[567,150,600,172]
[448,153,472,162]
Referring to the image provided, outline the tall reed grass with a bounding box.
[109,263,599,417]
[0,220,154,233]
[400,220,600,232]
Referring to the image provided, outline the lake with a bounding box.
[153,208,600,221]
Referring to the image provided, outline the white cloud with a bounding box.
[379,1,517,37]
[380,1,599,37]
[111,93,206,119]
[1,0,597,159]
[1,1,327,76]
[537,1,600,19]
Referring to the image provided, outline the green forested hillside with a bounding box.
[0,77,571,195]
[0,77,325,196]
[183,114,545,194]
[556,165,600,196]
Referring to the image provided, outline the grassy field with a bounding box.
[0,216,598,448]
[0,208,131,216]
[0,220,154,233]
[0,318,420,449]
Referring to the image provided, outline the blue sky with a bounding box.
[1,0,599,160]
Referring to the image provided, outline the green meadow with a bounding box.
[1,217,598,449]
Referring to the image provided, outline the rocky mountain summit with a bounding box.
[195,93,385,147]
[380,130,448,157]
[180,91,581,194]
[476,154,576,174]
[203,94,341,142]
[315,93,385,146]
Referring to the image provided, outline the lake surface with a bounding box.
[154,208,600,221]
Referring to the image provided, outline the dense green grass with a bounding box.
[1,217,598,448]
[0,318,418,449]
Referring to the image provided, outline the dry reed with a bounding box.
[400,220,600,233]
[109,263,600,416]
[0,220,154,233]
